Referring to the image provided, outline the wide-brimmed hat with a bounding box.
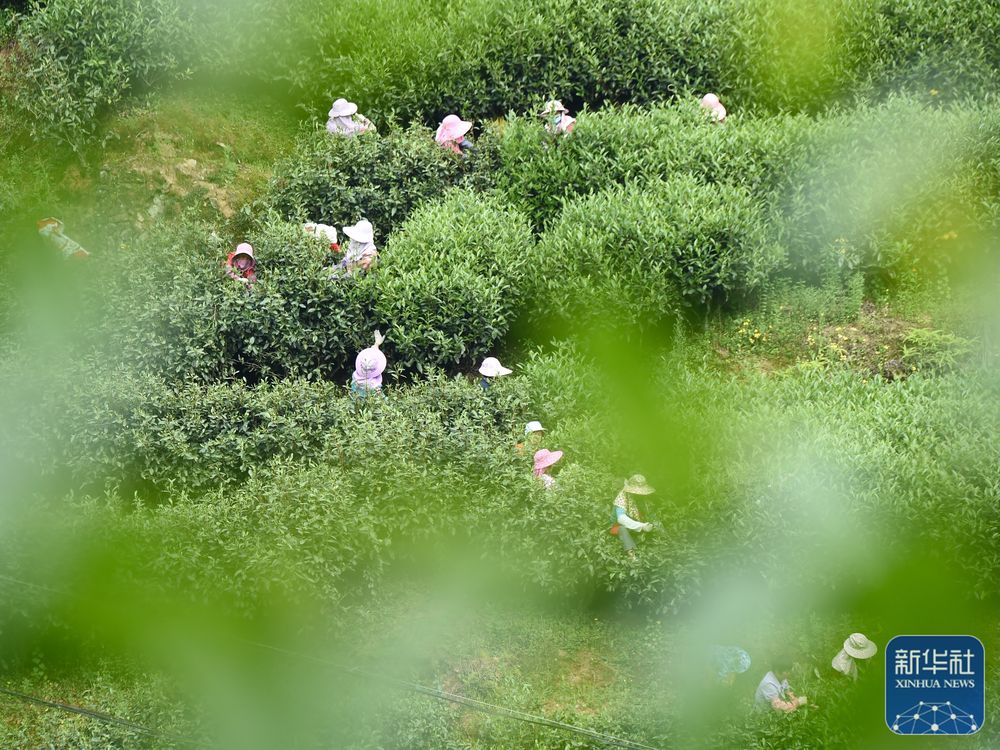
[304,222,338,245]
[700,93,727,122]
[329,98,359,118]
[233,242,255,260]
[436,114,473,143]
[540,99,568,116]
[843,633,877,660]
[524,420,546,435]
[623,474,655,495]
[533,448,563,472]
[479,357,512,377]
[355,347,387,380]
[711,646,751,677]
[343,219,374,245]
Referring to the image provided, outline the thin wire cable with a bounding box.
[0,685,203,747]
[239,639,662,750]
[2,572,662,749]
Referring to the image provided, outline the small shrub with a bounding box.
[12,0,195,149]
[527,176,779,334]
[373,189,534,373]
[267,123,498,246]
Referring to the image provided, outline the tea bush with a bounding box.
[373,189,533,373]
[267,123,499,246]
[90,218,375,384]
[11,0,195,149]
[525,175,778,333]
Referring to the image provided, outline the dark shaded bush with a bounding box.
[373,189,533,373]
[91,218,375,384]
[526,176,778,332]
[268,123,499,246]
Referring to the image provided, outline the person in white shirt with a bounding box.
[326,98,375,136]
[832,633,877,680]
[610,474,655,558]
[755,656,808,712]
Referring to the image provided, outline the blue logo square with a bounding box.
[886,635,985,735]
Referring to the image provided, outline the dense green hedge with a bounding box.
[284,0,1000,126]
[10,0,196,149]
[374,189,533,373]
[524,175,778,332]
[267,123,499,246]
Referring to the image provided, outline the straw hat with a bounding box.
[479,357,512,377]
[524,420,546,435]
[343,219,374,245]
[623,474,655,495]
[329,98,359,118]
[436,114,473,143]
[540,99,569,116]
[843,633,877,660]
[533,448,563,472]
[36,217,64,232]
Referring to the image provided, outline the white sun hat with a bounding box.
[479,357,512,377]
[303,222,338,245]
[343,219,374,245]
[329,98,359,118]
[540,99,569,116]
[524,420,546,435]
[843,633,877,660]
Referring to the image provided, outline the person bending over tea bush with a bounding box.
[436,114,475,156]
[755,656,808,713]
[326,97,376,137]
[334,219,378,276]
[351,330,387,401]
[540,99,575,135]
[479,356,512,390]
[532,447,563,490]
[610,474,656,559]
[225,243,256,286]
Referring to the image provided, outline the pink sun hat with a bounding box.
[700,93,727,122]
[533,448,563,475]
[234,242,255,260]
[436,114,473,144]
[353,331,387,387]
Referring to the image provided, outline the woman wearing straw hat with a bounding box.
[711,645,752,687]
[226,242,257,285]
[37,217,89,259]
[831,633,877,680]
[351,330,387,400]
[435,114,475,156]
[700,93,727,123]
[610,474,655,558]
[335,219,378,276]
[326,98,376,136]
[533,448,563,489]
[539,99,575,135]
[479,357,512,390]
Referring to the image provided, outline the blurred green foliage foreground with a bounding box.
[1,0,1000,747]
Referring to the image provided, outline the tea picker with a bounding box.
[755,655,809,712]
[334,219,379,276]
[226,242,257,286]
[517,421,546,452]
[326,98,376,136]
[303,222,340,253]
[609,474,656,559]
[831,633,877,681]
[436,114,475,156]
[700,93,727,123]
[351,330,387,400]
[37,218,89,259]
[478,356,512,390]
[540,99,576,135]
[533,448,563,490]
